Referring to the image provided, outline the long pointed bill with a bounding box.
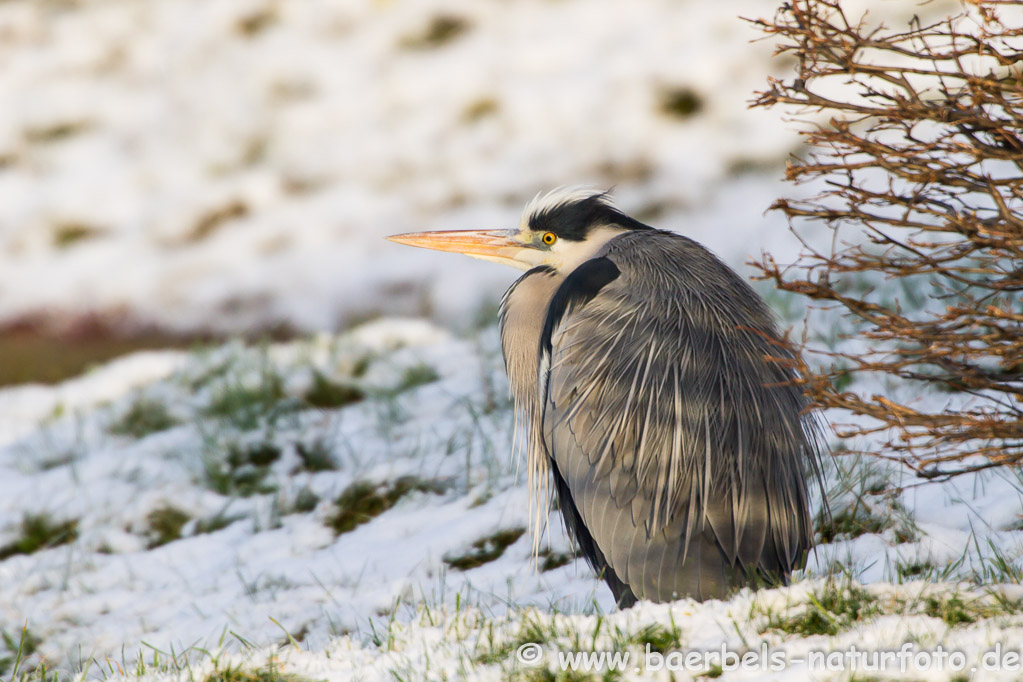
[386,229,532,270]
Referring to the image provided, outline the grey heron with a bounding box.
[388,188,821,607]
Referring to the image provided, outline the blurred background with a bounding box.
[0,0,954,385]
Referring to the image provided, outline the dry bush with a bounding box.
[750,0,1022,480]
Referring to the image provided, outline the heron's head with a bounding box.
[387,188,651,273]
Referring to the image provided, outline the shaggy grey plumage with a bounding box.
[499,196,822,607]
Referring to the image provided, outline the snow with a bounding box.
[2,319,1022,680]
[0,321,600,671]
[0,351,186,446]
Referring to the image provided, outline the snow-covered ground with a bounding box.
[2,320,1023,680]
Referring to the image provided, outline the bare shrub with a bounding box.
[751,0,1022,480]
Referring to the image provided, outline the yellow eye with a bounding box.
[541,232,557,246]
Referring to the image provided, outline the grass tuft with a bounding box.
[295,438,338,472]
[25,121,90,143]
[896,560,935,581]
[699,664,723,679]
[145,506,191,548]
[816,455,916,545]
[476,615,556,666]
[0,513,79,560]
[194,511,245,536]
[291,487,321,514]
[203,440,282,497]
[923,594,976,627]
[444,527,526,571]
[203,662,311,682]
[816,502,916,545]
[203,366,289,431]
[625,623,682,654]
[912,591,1022,626]
[53,222,103,248]
[659,86,703,119]
[235,8,277,37]
[817,507,887,544]
[400,15,469,50]
[463,98,498,123]
[396,363,440,393]
[303,371,364,408]
[111,397,179,438]
[759,583,878,637]
[537,547,576,572]
[327,477,447,535]
[187,200,249,243]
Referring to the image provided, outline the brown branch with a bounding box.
[751,0,1023,480]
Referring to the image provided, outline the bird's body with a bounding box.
[389,189,821,607]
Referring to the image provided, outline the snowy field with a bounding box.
[4,320,1023,681]
[4,0,1022,680]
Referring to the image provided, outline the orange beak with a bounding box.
[386,229,530,269]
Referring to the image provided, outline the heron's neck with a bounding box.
[500,267,564,409]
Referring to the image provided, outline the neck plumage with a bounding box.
[499,267,563,408]
[498,265,564,554]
